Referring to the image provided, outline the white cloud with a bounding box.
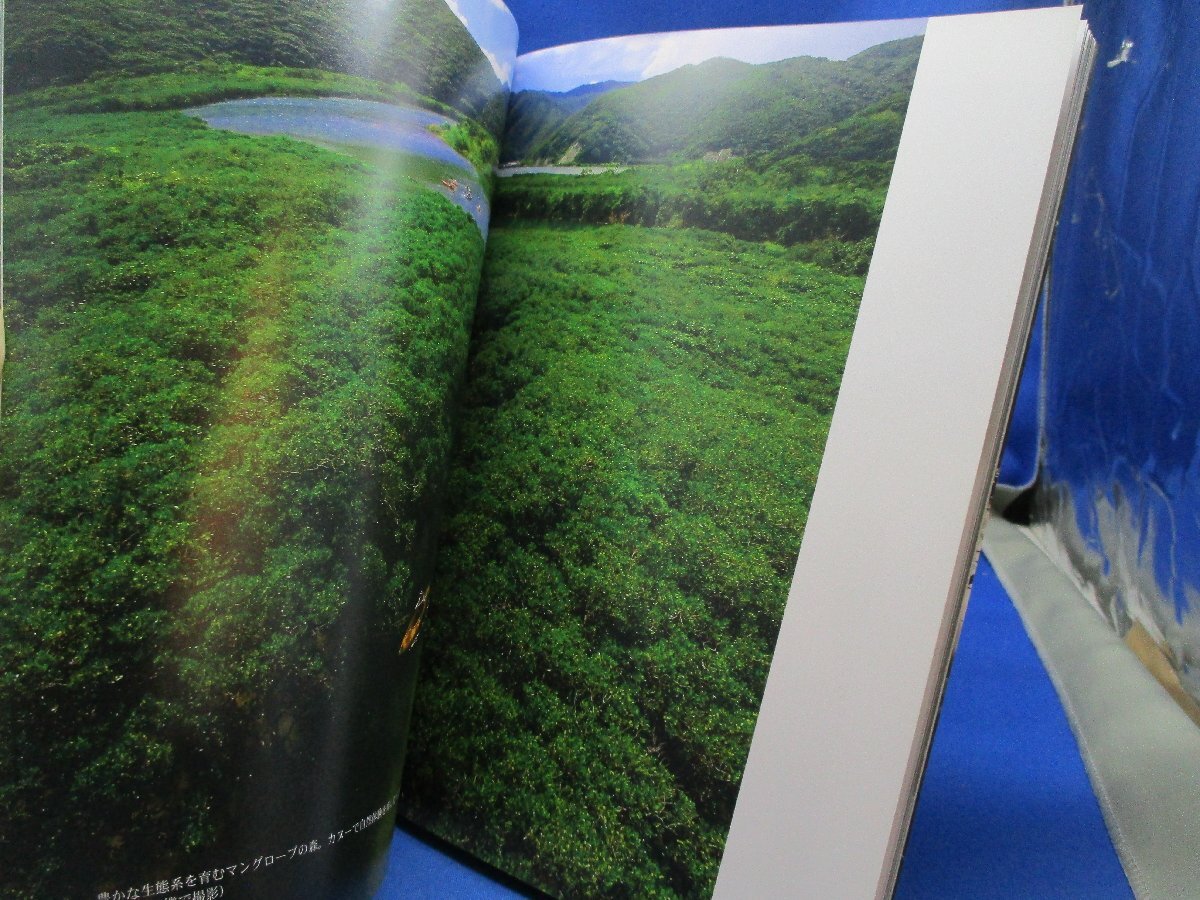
[443,0,473,32]
[483,47,514,85]
[442,0,519,85]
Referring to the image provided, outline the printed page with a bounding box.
[398,19,928,897]
[0,1,516,898]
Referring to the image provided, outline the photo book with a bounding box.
[0,3,1093,898]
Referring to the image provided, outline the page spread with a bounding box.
[0,4,1092,899]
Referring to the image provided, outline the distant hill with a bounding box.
[502,80,632,162]
[512,36,923,165]
[784,91,913,164]
[560,80,634,103]
[5,0,506,130]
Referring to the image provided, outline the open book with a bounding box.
[1,4,1093,899]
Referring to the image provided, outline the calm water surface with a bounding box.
[186,96,489,234]
[497,165,629,177]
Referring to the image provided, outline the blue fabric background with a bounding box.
[893,558,1131,897]
[1038,0,1200,630]
[505,0,1045,53]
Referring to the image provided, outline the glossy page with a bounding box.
[399,18,929,897]
[0,2,517,897]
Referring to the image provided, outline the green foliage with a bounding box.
[0,96,484,897]
[431,118,501,197]
[2,2,505,893]
[782,92,914,169]
[401,36,914,893]
[495,48,920,272]
[791,236,880,277]
[400,223,865,897]
[494,160,886,263]
[500,81,631,163]
[8,63,458,118]
[508,37,921,165]
[5,0,507,134]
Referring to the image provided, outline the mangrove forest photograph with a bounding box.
[398,18,927,900]
[0,1,515,897]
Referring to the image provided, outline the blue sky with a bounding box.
[442,0,520,84]
[512,18,927,93]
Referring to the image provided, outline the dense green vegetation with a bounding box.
[504,38,920,165]
[7,0,507,133]
[497,52,919,276]
[399,223,864,896]
[399,32,921,896]
[9,63,459,117]
[4,7,911,895]
[7,60,505,206]
[494,160,884,271]
[9,66,503,201]
[1,40,489,900]
[501,81,632,162]
[432,118,502,196]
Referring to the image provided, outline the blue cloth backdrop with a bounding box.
[1038,0,1200,643]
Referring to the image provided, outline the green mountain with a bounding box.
[788,91,913,163]
[558,80,635,105]
[521,36,923,164]
[502,80,632,163]
[5,0,506,129]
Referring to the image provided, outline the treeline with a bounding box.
[1,99,484,897]
[400,224,865,897]
[9,64,453,117]
[6,0,507,133]
[7,66,501,193]
[501,81,631,162]
[494,161,886,269]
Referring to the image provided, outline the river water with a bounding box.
[185,96,489,234]
[497,165,629,178]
